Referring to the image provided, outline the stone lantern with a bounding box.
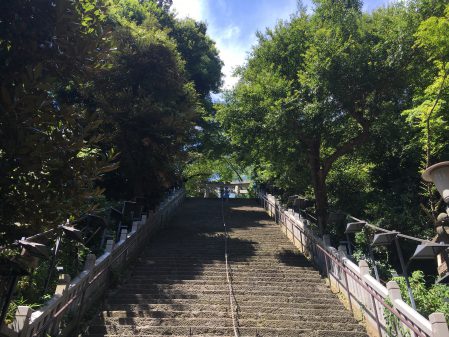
[422,161,449,282]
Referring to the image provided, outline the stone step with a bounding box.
[132,265,317,272]
[98,312,355,324]
[87,324,367,336]
[86,332,367,337]
[83,199,367,337]
[120,274,320,282]
[105,302,345,313]
[122,276,324,287]
[94,318,363,331]
[134,259,314,265]
[125,275,322,283]
[100,309,350,320]
[115,285,330,295]
[106,294,341,305]
[128,270,321,277]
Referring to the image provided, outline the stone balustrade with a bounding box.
[4,189,185,337]
[260,192,449,337]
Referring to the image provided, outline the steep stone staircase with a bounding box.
[84,199,368,337]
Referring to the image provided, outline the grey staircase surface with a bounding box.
[84,199,368,337]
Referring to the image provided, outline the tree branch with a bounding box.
[322,130,369,176]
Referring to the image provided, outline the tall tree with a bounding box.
[219,0,416,234]
[0,0,114,243]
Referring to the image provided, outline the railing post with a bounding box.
[429,313,449,337]
[387,280,403,336]
[131,221,139,233]
[119,228,128,241]
[360,260,382,337]
[55,274,71,295]
[323,234,331,247]
[338,245,347,257]
[105,239,114,253]
[84,254,96,271]
[15,306,32,336]
[387,280,402,302]
[359,259,370,276]
[359,260,373,309]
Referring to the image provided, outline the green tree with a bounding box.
[219,1,415,234]
[96,0,222,203]
[403,4,449,220]
[0,0,115,243]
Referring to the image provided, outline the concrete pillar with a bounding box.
[322,234,331,247]
[55,274,71,295]
[120,228,128,241]
[15,306,32,333]
[131,221,139,233]
[83,254,96,271]
[105,239,114,253]
[429,313,449,337]
[358,260,372,310]
[359,260,370,276]
[387,280,402,303]
[338,245,348,257]
[141,214,147,225]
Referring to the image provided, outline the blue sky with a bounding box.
[171,0,395,90]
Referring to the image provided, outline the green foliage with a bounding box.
[218,0,419,234]
[0,0,223,245]
[0,0,117,243]
[393,271,449,323]
[402,4,449,220]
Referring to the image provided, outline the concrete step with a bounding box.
[98,312,356,324]
[123,277,322,284]
[115,285,331,296]
[87,325,367,336]
[120,274,321,283]
[106,295,342,306]
[93,318,364,332]
[124,276,323,284]
[99,309,350,320]
[86,328,368,337]
[104,302,345,313]
[83,199,367,337]
[128,270,321,277]
[132,265,317,272]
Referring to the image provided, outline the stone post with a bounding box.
[15,306,32,334]
[105,239,114,253]
[387,280,402,303]
[359,260,370,276]
[429,313,449,337]
[322,234,331,247]
[359,260,372,311]
[84,254,96,271]
[55,274,71,295]
[119,228,128,241]
[338,245,347,257]
[131,221,139,233]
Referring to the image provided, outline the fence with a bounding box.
[1,189,185,337]
[259,192,449,337]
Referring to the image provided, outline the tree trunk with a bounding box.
[309,145,329,235]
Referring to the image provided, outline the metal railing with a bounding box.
[258,191,449,337]
[3,189,185,337]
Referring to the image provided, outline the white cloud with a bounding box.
[171,0,205,21]
[221,25,241,40]
[171,0,298,91]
